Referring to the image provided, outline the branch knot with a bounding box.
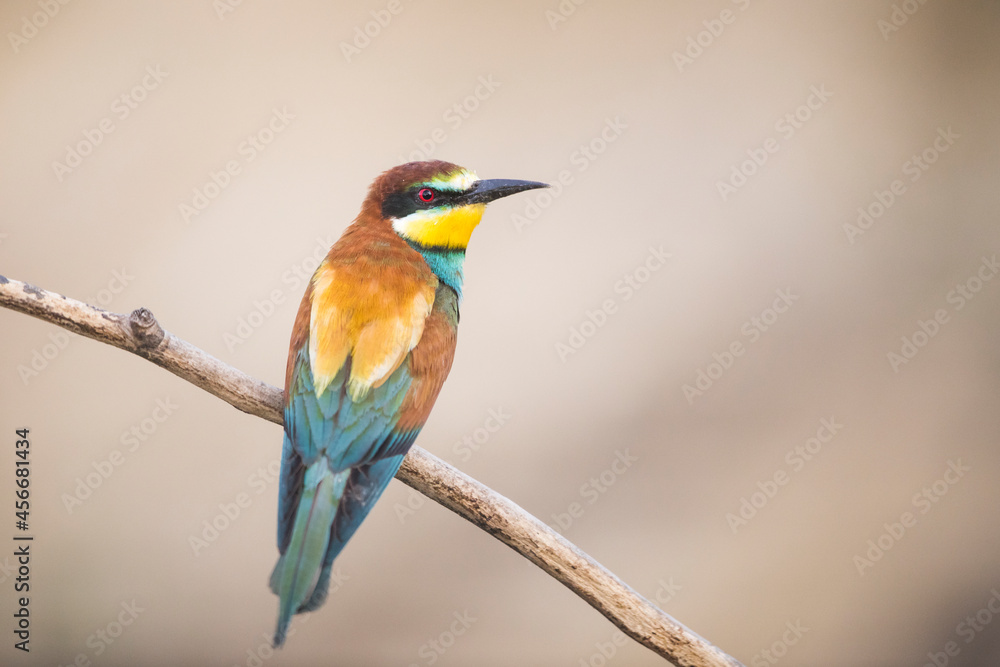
[129,307,165,349]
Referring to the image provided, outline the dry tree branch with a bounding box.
[0,274,743,667]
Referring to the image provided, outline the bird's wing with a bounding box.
[294,286,461,613]
[277,253,437,554]
[307,255,436,403]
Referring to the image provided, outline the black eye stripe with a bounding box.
[413,187,455,207]
[382,191,417,219]
[381,187,457,219]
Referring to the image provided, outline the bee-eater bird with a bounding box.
[270,160,546,645]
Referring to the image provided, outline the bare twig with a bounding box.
[0,274,743,667]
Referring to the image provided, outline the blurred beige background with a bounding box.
[2,1,999,665]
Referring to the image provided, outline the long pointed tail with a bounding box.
[270,458,348,647]
[297,453,406,613]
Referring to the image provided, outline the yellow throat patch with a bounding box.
[392,203,486,250]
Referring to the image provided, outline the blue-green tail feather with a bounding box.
[270,459,349,647]
[273,344,421,645]
[298,453,406,612]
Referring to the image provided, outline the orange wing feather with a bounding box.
[288,217,438,401]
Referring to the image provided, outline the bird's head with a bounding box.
[364,160,547,250]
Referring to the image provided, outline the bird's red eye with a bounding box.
[418,188,435,203]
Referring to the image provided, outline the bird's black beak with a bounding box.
[461,178,548,206]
